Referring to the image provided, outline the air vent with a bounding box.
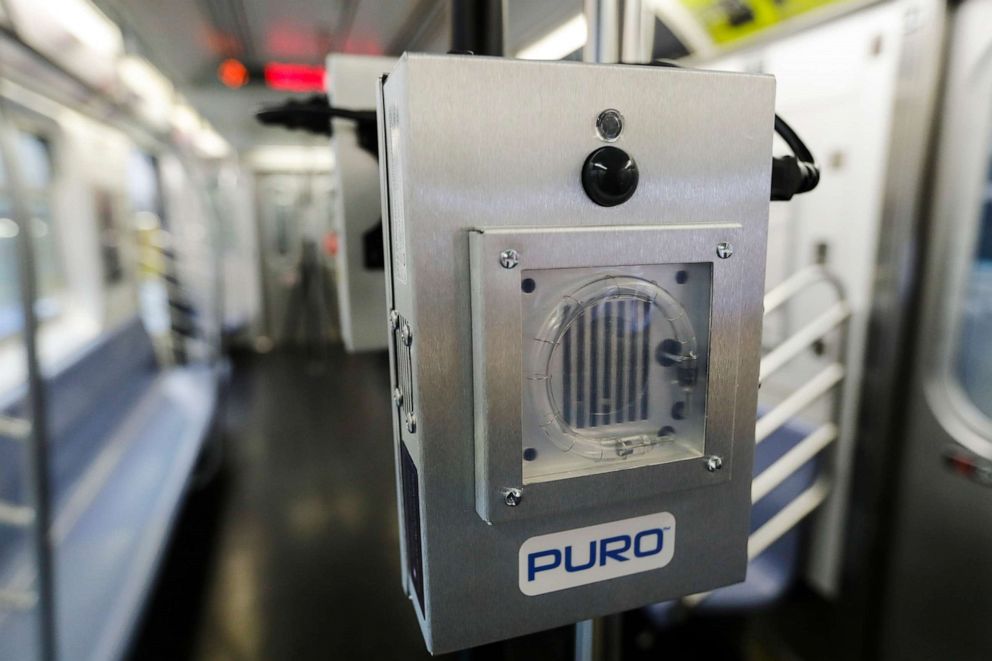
[400,442,425,613]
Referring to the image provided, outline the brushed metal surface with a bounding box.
[378,54,774,653]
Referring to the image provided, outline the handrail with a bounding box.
[0,414,30,442]
[756,363,845,443]
[760,302,851,382]
[752,423,838,502]
[0,100,56,658]
[0,589,38,611]
[749,478,832,559]
[0,501,35,527]
[764,264,846,316]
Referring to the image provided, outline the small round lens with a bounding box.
[596,109,624,142]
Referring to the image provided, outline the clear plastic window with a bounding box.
[521,264,712,483]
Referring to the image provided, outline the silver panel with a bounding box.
[379,54,774,653]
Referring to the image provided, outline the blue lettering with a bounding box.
[565,541,596,573]
[599,535,631,565]
[528,549,562,581]
[634,529,664,557]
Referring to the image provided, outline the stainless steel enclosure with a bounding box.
[378,54,775,653]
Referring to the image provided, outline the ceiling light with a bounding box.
[218,59,250,89]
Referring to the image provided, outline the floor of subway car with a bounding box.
[128,346,575,661]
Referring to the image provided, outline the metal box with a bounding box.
[328,54,396,352]
[377,54,774,653]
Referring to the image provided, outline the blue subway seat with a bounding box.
[0,317,218,660]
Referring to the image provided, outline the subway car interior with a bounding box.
[0,0,990,659]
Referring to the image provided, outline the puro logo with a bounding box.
[518,512,676,596]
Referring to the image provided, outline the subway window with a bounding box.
[0,130,60,337]
[127,149,172,340]
[954,152,992,418]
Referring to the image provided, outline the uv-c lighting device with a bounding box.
[378,54,779,653]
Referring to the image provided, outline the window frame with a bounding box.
[0,104,65,344]
[920,33,992,460]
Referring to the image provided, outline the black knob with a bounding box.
[581,146,639,207]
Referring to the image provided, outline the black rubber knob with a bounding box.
[581,146,639,207]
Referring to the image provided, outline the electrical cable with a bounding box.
[256,95,379,157]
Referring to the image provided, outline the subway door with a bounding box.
[880,1,992,659]
[254,172,333,348]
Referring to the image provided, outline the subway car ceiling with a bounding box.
[3,0,889,152]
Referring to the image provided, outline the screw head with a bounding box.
[499,249,520,269]
[705,455,723,472]
[503,488,522,507]
[392,388,404,408]
[388,310,399,330]
[716,242,734,259]
[400,323,413,347]
[405,411,417,433]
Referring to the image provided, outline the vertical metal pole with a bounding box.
[574,618,596,661]
[574,615,621,661]
[0,103,56,661]
[450,0,506,56]
[583,0,621,64]
[576,4,625,657]
[621,0,644,63]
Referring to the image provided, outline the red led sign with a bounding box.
[264,63,327,92]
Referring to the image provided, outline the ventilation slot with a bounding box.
[400,442,425,613]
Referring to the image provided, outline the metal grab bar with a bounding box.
[752,423,838,502]
[0,415,31,442]
[756,363,845,443]
[749,478,831,559]
[764,265,846,316]
[0,588,38,611]
[0,501,35,527]
[760,302,851,382]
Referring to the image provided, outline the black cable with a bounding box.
[774,115,814,163]
[256,95,379,158]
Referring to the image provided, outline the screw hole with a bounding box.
[521,278,536,294]
[675,270,688,284]
[523,447,538,461]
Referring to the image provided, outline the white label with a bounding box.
[518,512,675,596]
